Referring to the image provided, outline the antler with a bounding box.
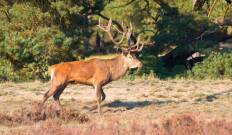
[98,18,126,46]
[98,18,152,53]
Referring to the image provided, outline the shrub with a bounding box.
[187,52,232,79]
[126,47,169,79]
[0,59,18,82]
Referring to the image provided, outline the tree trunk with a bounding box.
[83,15,90,51]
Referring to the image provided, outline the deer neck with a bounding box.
[108,55,129,81]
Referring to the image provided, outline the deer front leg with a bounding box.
[95,85,102,114]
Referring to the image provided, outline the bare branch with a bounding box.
[208,0,219,17]
[219,42,232,49]
[195,27,220,40]
[111,0,137,8]
[214,18,232,26]
[223,4,231,19]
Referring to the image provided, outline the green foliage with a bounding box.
[0,3,80,81]
[188,52,232,79]
[127,47,167,79]
[154,1,220,54]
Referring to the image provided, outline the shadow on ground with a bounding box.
[103,99,182,110]
[86,89,232,112]
[194,89,232,103]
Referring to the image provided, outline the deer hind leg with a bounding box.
[41,87,57,106]
[40,84,63,109]
[95,85,102,114]
[53,84,67,110]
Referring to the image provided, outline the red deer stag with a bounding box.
[40,18,147,113]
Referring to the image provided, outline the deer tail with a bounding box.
[48,66,55,81]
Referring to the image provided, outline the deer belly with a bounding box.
[69,76,93,85]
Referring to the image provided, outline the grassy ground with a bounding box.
[0,79,232,134]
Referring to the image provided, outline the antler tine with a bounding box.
[107,18,112,30]
[98,17,110,32]
[129,36,141,50]
[136,37,154,52]
[112,24,124,34]
[129,22,133,32]
[98,18,104,31]
[125,22,133,41]
[137,42,144,52]
[122,21,124,30]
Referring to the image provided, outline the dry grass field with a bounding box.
[0,79,232,135]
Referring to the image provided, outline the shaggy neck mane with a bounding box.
[107,55,129,80]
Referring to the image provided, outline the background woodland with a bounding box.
[0,0,232,81]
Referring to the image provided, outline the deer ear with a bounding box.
[120,48,129,55]
[121,50,127,56]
